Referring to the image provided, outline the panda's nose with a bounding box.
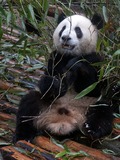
[62,36,71,42]
[58,108,69,115]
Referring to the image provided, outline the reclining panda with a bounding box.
[14,14,119,142]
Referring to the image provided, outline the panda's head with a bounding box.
[53,14,103,55]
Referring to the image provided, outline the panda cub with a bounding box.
[14,14,116,142]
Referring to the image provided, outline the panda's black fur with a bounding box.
[14,14,119,143]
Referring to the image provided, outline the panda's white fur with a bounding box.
[34,90,97,135]
[53,15,98,55]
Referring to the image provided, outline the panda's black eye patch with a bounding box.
[59,25,66,37]
[75,27,82,39]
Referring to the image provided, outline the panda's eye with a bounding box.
[75,27,83,39]
[59,25,66,37]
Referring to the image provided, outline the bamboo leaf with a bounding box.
[6,11,12,26]
[117,27,120,32]
[11,35,28,48]
[0,130,10,137]
[75,82,98,99]
[99,66,104,81]
[114,113,120,118]
[0,6,7,17]
[42,0,49,13]
[55,150,67,158]
[26,63,44,72]
[0,142,11,146]
[27,4,37,28]
[114,123,120,129]
[51,138,64,149]
[68,150,88,157]
[113,49,120,56]
[102,149,116,155]
[6,94,20,105]
[28,4,35,20]
[102,6,108,22]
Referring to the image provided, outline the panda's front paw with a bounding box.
[66,57,82,72]
[82,119,112,139]
[38,76,68,100]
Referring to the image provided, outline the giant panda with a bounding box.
[14,14,119,143]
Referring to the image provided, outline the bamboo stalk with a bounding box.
[65,140,120,160]
[33,136,120,160]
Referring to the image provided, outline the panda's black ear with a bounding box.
[57,13,66,24]
[91,14,104,29]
